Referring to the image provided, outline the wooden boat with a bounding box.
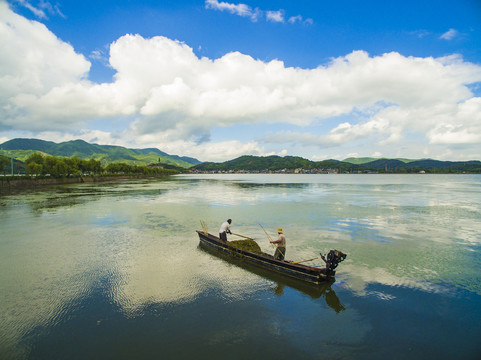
[196,230,346,285]
[198,241,346,311]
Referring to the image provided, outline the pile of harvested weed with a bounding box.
[229,239,263,254]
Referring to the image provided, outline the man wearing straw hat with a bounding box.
[270,228,286,261]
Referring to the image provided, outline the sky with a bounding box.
[1,0,481,162]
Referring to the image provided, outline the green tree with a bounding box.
[64,157,81,176]
[25,153,45,176]
[77,158,89,173]
[54,159,68,177]
[0,156,10,175]
[87,159,103,174]
[26,162,43,176]
[43,156,59,176]
[25,153,44,166]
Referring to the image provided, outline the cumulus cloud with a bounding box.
[427,98,481,144]
[263,117,390,148]
[0,3,92,129]
[2,3,481,161]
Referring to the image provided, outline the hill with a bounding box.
[192,155,481,173]
[0,138,201,168]
[343,157,414,164]
[2,138,480,174]
[202,155,315,171]
[193,155,355,172]
[359,159,481,173]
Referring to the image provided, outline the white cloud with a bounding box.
[440,28,459,40]
[0,3,92,129]
[89,50,103,61]
[157,139,265,162]
[17,0,45,18]
[9,0,64,19]
[266,10,284,23]
[325,119,389,144]
[263,117,390,148]
[205,0,261,22]
[288,15,302,24]
[2,4,481,161]
[427,98,481,144]
[205,1,311,25]
[88,49,109,66]
[304,18,314,25]
[288,15,313,25]
[409,29,431,39]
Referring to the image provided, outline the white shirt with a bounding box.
[219,221,231,233]
[276,234,286,247]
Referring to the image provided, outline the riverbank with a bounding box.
[0,174,173,192]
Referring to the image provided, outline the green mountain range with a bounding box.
[0,138,201,168]
[193,155,481,173]
[1,138,480,174]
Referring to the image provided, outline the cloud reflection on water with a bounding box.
[1,174,480,358]
[339,264,448,297]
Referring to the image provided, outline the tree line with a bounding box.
[18,153,179,177]
[192,155,481,174]
[0,156,10,174]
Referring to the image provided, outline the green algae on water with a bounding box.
[229,239,263,254]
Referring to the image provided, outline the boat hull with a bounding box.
[196,230,334,284]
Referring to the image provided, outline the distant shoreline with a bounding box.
[2,171,479,193]
[187,170,480,175]
[0,174,172,191]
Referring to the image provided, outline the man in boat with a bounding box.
[270,228,286,261]
[219,219,232,242]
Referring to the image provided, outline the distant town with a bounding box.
[189,168,431,175]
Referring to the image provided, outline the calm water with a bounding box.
[1,174,480,359]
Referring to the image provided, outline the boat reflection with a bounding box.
[198,244,345,313]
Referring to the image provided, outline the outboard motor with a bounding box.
[320,250,347,275]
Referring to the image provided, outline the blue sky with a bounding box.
[1,0,481,161]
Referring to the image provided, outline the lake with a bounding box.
[1,174,480,359]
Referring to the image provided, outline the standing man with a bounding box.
[219,219,232,242]
[270,228,286,261]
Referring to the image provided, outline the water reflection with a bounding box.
[233,182,311,190]
[1,175,480,359]
[198,244,346,313]
[0,179,175,213]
